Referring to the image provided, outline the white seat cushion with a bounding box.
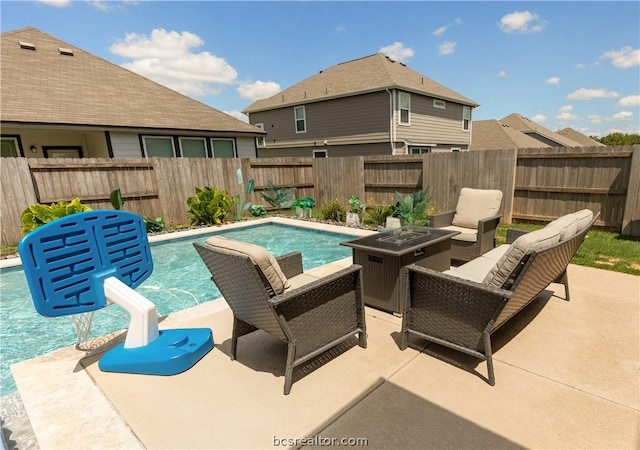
[483,227,560,288]
[545,213,579,241]
[445,245,510,283]
[451,188,503,229]
[205,236,290,294]
[439,225,478,243]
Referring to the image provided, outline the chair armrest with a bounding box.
[276,252,304,278]
[476,214,502,254]
[430,210,455,228]
[402,264,511,349]
[506,228,529,244]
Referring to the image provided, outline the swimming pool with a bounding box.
[0,222,358,396]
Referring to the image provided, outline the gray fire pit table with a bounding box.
[341,226,460,315]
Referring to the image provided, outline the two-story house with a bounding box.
[1,27,265,159]
[243,53,479,157]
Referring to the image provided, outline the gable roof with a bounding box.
[1,27,261,134]
[469,120,549,150]
[244,53,479,113]
[500,113,582,148]
[557,127,605,146]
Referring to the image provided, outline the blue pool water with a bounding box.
[0,223,356,396]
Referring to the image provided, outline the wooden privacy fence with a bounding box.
[1,145,638,247]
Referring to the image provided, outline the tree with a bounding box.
[597,132,640,145]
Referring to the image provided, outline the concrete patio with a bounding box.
[8,251,639,449]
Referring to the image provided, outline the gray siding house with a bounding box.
[1,27,264,159]
[243,53,479,157]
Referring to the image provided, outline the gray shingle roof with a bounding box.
[470,120,549,150]
[243,53,479,113]
[557,127,605,146]
[500,113,582,148]
[1,27,261,134]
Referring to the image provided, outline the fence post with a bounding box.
[621,145,640,236]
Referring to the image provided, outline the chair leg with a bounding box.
[558,270,570,301]
[283,341,297,395]
[484,332,496,386]
[231,317,257,361]
[358,330,367,349]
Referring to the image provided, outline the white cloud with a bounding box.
[575,63,587,69]
[110,29,237,97]
[237,81,281,100]
[335,25,346,34]
[601,46,640,68]
[36,0,71,6]
[617,95,640,107]
[499,11,546,34]
[433,26,447,37]
[559,105,573,112]
[566,88,620,100]
[379,42,415,63]
[438,41,457,56]
[612,111,633,120]
[557,105,576,120]
[498,70,507,77]
[588,115,603,124]
[532,113,546,122]
[545,76,560,85]
[454,17,463,25]
[224,110,249,123]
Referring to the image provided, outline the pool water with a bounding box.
[0,223,356,396]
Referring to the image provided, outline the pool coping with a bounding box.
[8,217,377,448]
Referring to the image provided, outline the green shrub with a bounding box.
[261,180,296,209]
[186,186,235,226]
[21,198,91,234]
[320,199,346,222]
[109,188,166,233]
[250,204,267,217]
[364,203,394,227]
[393,188,432,226]
[291,196,315,211]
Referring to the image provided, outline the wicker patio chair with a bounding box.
[193,236,367,395]
[401,211,599,385]
[430,188,503,263]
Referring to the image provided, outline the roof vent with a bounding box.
[19,41,36,51]
[58,47,74,56]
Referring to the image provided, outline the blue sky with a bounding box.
[2,1,639,137]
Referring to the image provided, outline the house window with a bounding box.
[143,136,175,157]
[410,146,432,154]
[433,99,446,109]
[179,137,207,158]
[294,106,306,133]
[451,147,461,152]
[211,139,236,158]
[1,137,19,157]
[462,106,471,131]
[255,123,266,147]
[398,92,410,125]
[313,149,328,158]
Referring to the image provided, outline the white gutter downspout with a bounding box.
[386,88,395,155]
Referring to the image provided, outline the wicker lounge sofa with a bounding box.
[193,236,367,395]
[430,188,504,263]
[400,209,599,385]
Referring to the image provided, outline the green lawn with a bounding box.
[497,223,640,276]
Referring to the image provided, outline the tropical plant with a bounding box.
[320,199,346,222]
[21,198,91,234]
[393,188,432,226]
[347,195,366,214]
[109,188,166,233]
[291,196,316,210]
[260,180,296,209]
[363,202,394,227]
[249,204,267,217]
[234,169,255,220]
[186,186,235,226]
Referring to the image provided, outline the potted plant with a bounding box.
[291,196,315,218]
[346,195,366,226]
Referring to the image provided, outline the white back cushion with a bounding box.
[452,188,503,229]
[545,213,579,241]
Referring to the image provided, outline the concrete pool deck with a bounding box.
[6,218,640,449]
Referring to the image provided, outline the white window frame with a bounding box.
[433,99,446,109]
[178,137,208,158]
[254,123,266,147]
[142,135,175,158]
[313,149,328,158]
[294,106,306,133]
[210,138,237,158]
[410,146,432,155]
[462,106,471,132]
[398,92,411,125]
[451,147,461,152]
